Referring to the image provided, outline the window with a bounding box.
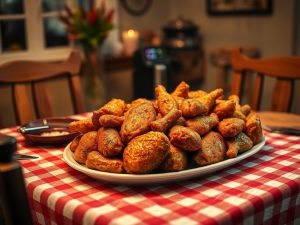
[0,0,119,63]
[0,0,72,62]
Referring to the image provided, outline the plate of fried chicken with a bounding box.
[63,82,265,185]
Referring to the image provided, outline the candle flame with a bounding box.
[128,29,135,37]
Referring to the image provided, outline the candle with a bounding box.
[122,29,139,56]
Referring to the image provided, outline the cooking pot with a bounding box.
[162,17,201,49]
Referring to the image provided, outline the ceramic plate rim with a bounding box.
[63,136,266,185]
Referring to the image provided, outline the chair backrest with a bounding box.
[230,48,300,112]
[0,51,85,126]
[210,46,260,93]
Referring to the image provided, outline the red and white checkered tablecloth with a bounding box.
[1,114,300,225]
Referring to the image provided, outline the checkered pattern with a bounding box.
[1,116,300,225]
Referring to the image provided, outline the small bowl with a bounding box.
[18,118,79,145]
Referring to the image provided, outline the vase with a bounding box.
[82,47,106,111]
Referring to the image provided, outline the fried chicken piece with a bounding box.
[120,101,156,143]
[99,115,124,128]
[86,151,124,173]
[197,88,224,115]
[150,108,182,133]
[241,104,251,117]
[171,81,190,98]
[174,116,186,126]
[74,131,97,164]
[217,118,245,137]
[169,125,202,151]
[70,134,82,152]
[97,128,124,157]
[226,132,253,158]
[186,113,219,136]
[188,90,207,99]
[123,131,170,174]
[155,84,178,116]
[245,112,263,144]
[68,118,96,134]
[161,144,188,172]
[228,95,246,120]
[213,99,236,120]
[92,98,126,129]
[193,131,226,166]
[180,98,207,117]
[173,96,185,109]
[129,98,152,109]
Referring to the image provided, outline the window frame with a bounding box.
[0,0,73,63]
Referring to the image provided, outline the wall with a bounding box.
[118,0,299,113]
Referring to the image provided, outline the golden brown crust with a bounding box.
[120,102,156,143]
[99,115,124,128]
[213,99,236,120]
[193,131,226,166]
[161,144,188,172]
[169,125,202,151]
[245,112,263,144]
[197,89,224,115]
[123,131,170,174]
[171,81,190,99]
[188,90,207,99]
[97,128,124,157]
[180,99,207,117]
[186,113,219,136]
[86,151,124,173]
[68,118,96,134]
[155,85,178,116]
[70,134,82,152]
[217,118,245,137]
[150,108,182,133]
[226,132,253,158]
[92,99,126,128]
[74,131,97,164]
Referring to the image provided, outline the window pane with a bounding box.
[0,0,24,15]
[42,0,66,12]
[0,19,27,52]
[43,17,69,48]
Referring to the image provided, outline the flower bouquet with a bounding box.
[59,0,115,109]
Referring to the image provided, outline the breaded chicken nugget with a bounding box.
[123,131,170,174]
[86,151,124,173]
[226,132,253,158]
[186,113,219,136]
[169,125,202,151]
[193,131,226,166]
[245,112,263,144]
[161,144,188,172]
[74,131,97,164]
[97,127,123,157]
[217,118,245,137]
[70,134,82,152]
[68,118,96,134]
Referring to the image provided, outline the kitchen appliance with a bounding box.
[162,17,205,89]
[133,47,169,99]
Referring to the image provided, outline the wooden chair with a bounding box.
[230,48,300,112]
[210,46,260,94]
[0,51,85,126]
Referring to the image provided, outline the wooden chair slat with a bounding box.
[230,48,300,112]
[33,82,54,118]
[13,84,35,125]
[271,79,292,112]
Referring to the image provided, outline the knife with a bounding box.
[15,154,39,160]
